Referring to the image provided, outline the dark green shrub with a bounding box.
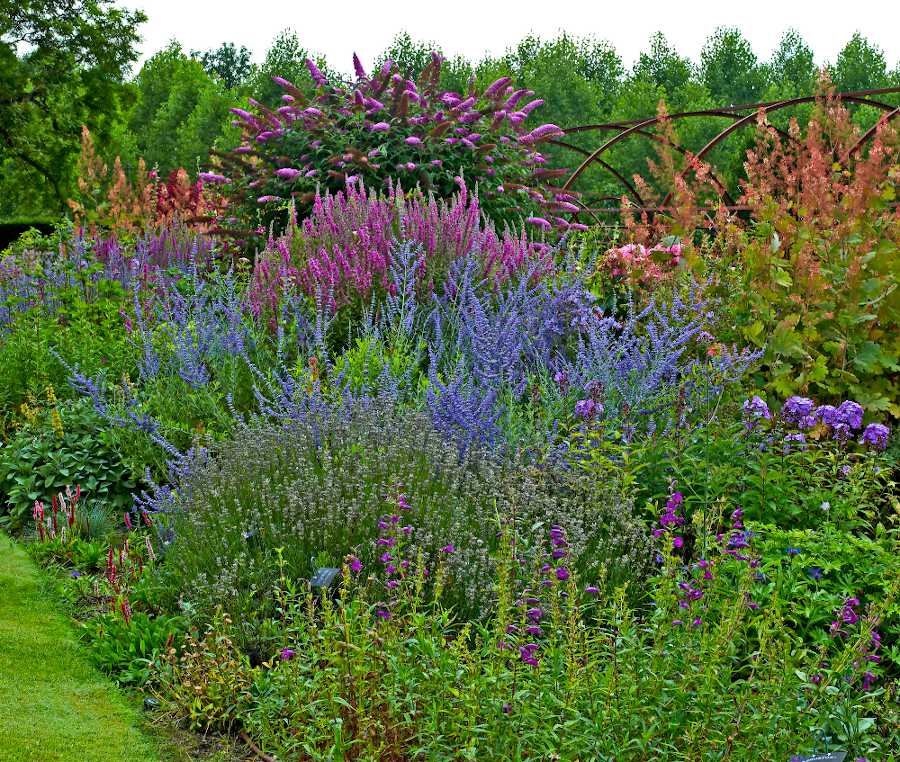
[82,611,186,686]
[0,401,138,530]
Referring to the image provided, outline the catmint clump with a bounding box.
[158,405,650,645]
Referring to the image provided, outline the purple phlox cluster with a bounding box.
[781,395,814,424]
[763,394,889,453]
[742,395,771,430]
[836,400,864,429]
[782,431,807,454]
[860,422,889,450]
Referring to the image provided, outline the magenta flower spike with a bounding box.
[352,52,367,79]
[306,58,327,87]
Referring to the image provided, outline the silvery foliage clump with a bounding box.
[159,403,651,633]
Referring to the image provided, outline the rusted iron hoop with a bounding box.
[566,87,900,130]
[547,139,645,205]
[847,105,900,158]
[559,89,900,210]
[658,92,900,208]
[551,128,738,205]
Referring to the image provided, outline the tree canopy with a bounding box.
[0,0,145,216]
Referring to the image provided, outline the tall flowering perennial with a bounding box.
[212,52,576,233]
[249,177,554,314]
[67,127,226,238]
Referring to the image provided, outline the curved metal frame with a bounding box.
[556,87,900,215]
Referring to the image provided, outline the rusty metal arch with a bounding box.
[659,93,900,208]
[556,87,900,216]
[549,125,740,206]
[847,104,900,158]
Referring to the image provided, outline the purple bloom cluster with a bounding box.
[744,394,890,452]
[217,52,575,234]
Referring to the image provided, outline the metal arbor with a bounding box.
[550,87,900,218]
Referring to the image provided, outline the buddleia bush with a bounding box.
[209,52,582,235]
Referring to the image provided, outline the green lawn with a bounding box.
[0,533,161,762]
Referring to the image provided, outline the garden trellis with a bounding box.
[553,86,900,219]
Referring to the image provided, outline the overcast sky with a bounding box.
[129,0,900,73]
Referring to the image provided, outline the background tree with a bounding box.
[830,32,889,92]
[0,0,145,218]
[192,42,253,89]
[245,30,324,107]
[766,29,817,98]
[122,42,236,175]
[699,27,768,106]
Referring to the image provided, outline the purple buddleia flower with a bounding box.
[352,52,367,79]
[275,168,302,181]
[306,58,327,86]
[484,76,512,98]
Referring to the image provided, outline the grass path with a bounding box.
[0,533,162,762]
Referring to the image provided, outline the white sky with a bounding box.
[129,0,900,74]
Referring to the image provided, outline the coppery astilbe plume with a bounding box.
[67,127,228,239]
[740,94,899,301]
